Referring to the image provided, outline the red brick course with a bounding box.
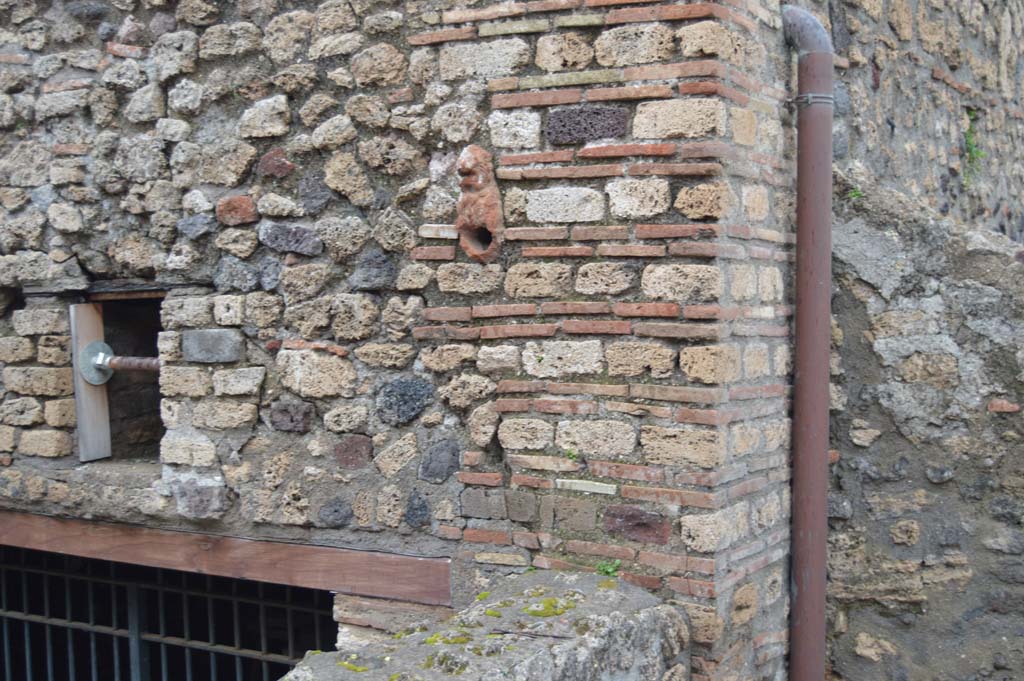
[408,26,476,45]
[411,246,456,261]
[577,143,676,158]
[472,304,537,318]
[492,89,582,109]
[422,307,473,322]
[562,320,632,334]
[479,323,559,339]
[621,485,723,508]
[457,472,505,486]
[586,84,674,101]
[521,246,594,257]
[540,301,611,315]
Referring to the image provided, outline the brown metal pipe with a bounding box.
[783,6,833,681]
[106,356,162,372]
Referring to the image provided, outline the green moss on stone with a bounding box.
[337,661,369,672]
[521,597,576,617]
[425,632,473,645]
[434,652,469,675]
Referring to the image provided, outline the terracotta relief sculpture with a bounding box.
[455,145,504,263]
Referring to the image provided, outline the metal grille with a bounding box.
[0,545,337,681]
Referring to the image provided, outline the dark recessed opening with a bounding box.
[0,545,337,681]
[101,299,163,460]
[1,286,26,318]
[466,226,493,251]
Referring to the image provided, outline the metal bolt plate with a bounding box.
[80,340,115,385]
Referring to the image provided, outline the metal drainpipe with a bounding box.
[782,6,834,681]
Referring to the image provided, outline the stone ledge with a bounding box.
[283,571,689,680]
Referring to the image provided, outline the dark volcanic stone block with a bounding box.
[418,437,460,483]
[258,256,282,290]
[213,255,259,292]
[299,171,333,215]
[376,376,434,425]
[347,245,396,291]
[335,434,374,468]
[66,1,110,22]
[257,148,296,178]
[603,504,671,545]
[545,106,630,145]
[318,497,354,527]
[258,221,324,256]
[404,492,431,528]
[177,213,216,239]
[268,400,315,432]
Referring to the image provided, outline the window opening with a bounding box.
[0,545,337,681]
[71,290,167,462]
[100,299,163,460]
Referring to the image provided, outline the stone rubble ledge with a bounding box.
[283,572,689,681]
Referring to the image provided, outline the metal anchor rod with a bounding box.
[102,354,162,372]
[79,341,161,385]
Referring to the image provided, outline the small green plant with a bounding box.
[564,449,578,461]
[595,559,621,577]
[845,188,864,201]
[963,109,986,187]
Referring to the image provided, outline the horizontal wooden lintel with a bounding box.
[87,290,167,301]
[0,511,451,606]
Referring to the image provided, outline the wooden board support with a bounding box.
[87,290,167,302]
[70,303,112,461]
[0,511,452,606]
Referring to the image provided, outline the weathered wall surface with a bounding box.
[0,0,793,678]
[823,0,1024,241]
[825,167,1024,680]
[4,0,1018,676]
[811,0,1024,679]
[287,571,690,680]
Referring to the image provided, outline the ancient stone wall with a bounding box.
[0,0,795,678]
[4,0,1018,677]
[824,0,1024,240]
[826,167,1024,681]
[814,1,1024,679]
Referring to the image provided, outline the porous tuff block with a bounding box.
[545,106,630,145]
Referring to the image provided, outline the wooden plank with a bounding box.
[70,303,111,462]
[0,511,452,606]
[88,290,166,302]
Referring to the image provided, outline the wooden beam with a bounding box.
[70,303,112,462]
[87,290,167,301]
[0,512,452,606]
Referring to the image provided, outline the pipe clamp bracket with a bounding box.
[790,93,834,108]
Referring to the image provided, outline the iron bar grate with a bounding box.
[0,545,337,681]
